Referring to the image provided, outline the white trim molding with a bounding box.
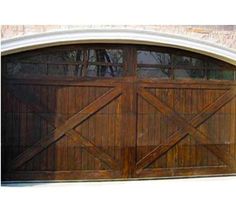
[1,28,236,65]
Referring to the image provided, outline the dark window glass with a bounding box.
[137,67,171,79]
[6,62,48,76]
[137,49,235,80]
[207,70,235,80]
[3,48,125,79]
[172,55,206,79]
[88,49,123,64]
[3,45,235,81]
[86,49,124,77]
[174,69,206,79]
[17,49,83,64]
[87,65,123,77]
[46,64,83,77]
[172,55,205,68]
[137,50,171,78]
[205,61,235,80]
[137,51,170,65]
[4,49,84,78]
[47,65,65,76]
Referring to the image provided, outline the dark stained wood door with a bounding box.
[134,80,236,178]
[2,44,236,182]
[2,78,131,181]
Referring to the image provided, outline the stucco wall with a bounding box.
[1,25,236,50]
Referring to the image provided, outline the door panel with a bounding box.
[2,44,236,182]
[135,82,236,178]
[2,80,236,181]
[2,80,124,181]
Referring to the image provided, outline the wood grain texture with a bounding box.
[136,87,236,173]
[9,86,122,170]
[2,44,236,182]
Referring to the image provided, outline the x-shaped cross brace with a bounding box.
[7,84,121,171]
[136,87,236,174]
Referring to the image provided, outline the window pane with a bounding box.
[172,55,205,68]
[137,67,170,79]
[4,49,84,77]
[61,50,83,62]
[206,62,235,80]
[20,49,83,63]
[87,65,123,77]
[207,70,235,80]
[86,49,124,78]
[88,49,123,64]
[174,69,206,79]
[6,62,47,76]
[137,51,171,65]
[47,65,65,76]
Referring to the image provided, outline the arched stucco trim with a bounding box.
[1,28,236,65]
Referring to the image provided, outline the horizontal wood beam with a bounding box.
[2,170,121,181]
[135,166,232,178]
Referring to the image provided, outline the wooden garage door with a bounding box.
[2,81,127,180]
[135,81,236,178]
[1,44,236,181]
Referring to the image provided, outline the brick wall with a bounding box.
[1,25,236,50]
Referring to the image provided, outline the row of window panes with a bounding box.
[137,51,206,67]
[5,63,235,80]
[5,63,124,77]
[137,67,235,80]
[4,49,124,78]
[137,50,235,80]
[16,49,123,64]
[3,49,236,80]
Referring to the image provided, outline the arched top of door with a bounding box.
[1,28,236,65]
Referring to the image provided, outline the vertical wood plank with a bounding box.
[87,87,94,169]
[55,86,62,171]
[62,86,69,170]
[81,87,88,170]
[40,85,48,171]
[74,86,82,170]
[230,97,235,168]
[114,93,121,167]
[67,86,75,170]
[94,87,101,170]
[121,82,136,178]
